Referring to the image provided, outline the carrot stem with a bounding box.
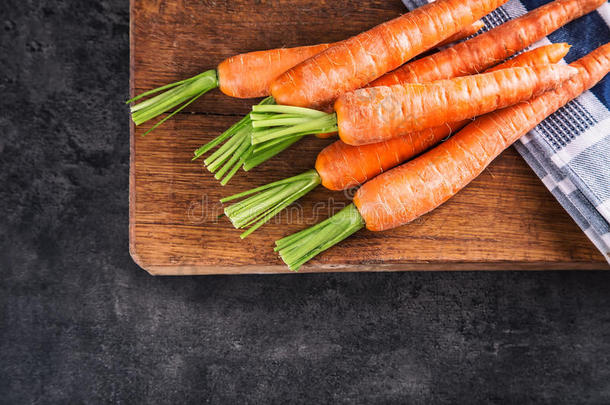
[275,203,365,271]
[193,97,324,184]
[221,170,322,238]
[193,97,278,184]
[128,70,218,133]
[250,112,338,145]
[252,104,328,118]
[241,136,305,171]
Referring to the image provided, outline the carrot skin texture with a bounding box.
[435,20,485,47]
[316,43,571,142]
[270,0,509,108]
[217,43,335,98]
[371,0,605,87]
[486,43,571,72]
[316,120,468,190]
[315,43,572,191]
[354,43,610,232]
[336,64,578,146]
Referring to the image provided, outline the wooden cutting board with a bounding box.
[129,0,608,275]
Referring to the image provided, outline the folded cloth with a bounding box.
[402,0,610,262]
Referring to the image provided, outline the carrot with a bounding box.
[253,64,577,147]
[127,42,335,135]
[270,0,508,108]
[435,20,485,47]
[335,64,577,146]
[317,43,572,190]
[371,0,605,87]
[218,21,482,99]
[245,0,605,151]
[217,44,335,98]
[221,44,571,237]
[486,43,571,72]
[192,24,492,180]
[276,43,610,271]
[198,0,601,184]
[317,120,468,191]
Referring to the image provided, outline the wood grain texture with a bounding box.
[129,0,608,274]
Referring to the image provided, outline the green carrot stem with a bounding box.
[205,125,246,170]
[221,170,322,238]
[252,104,328,118]
[275,203,365,271]
[139,91,209,137]
[191,97,273,184]
[128,70,218,133]
[251,117,313,128]
[214,130,251,180]
[126,70,213,104]
[251,132,309,154]
[194,98,274,162]
[193,98,332,185]
[250,113,338,145]
[242,136,304,171]
[193,114,250,160]
[193,96,324,184]
[250,113,304,121]
[130,84,186,113]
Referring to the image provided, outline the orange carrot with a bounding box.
[317,43,572,190]
[276,43,610,271]
[371,0,605,87]
[217,43,335,98]
[486,43,571,72]
[219,19,484,99]
[218,20,483,98]
[249,0,600,152]
[270,0,508,108]
[253,64,577,147]
[335,64,577,145]
[203,0,597,183]
[356,43,610,231]
[222,44,572,237]
[316,121,467,190]
[436,20,485,47]
[128,42,336,134]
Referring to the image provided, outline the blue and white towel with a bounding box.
[403,0,610,262]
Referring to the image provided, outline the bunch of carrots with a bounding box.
[129,0,610,271]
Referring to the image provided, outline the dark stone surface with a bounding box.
[1,0,609,403]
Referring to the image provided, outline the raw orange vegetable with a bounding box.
[221,44,571,237]
[254,64,577,147]
[319,43,572,189]
[270,0,508,108]
[486,43,571,72]
[435,20,485,47]
[276,43,610,271]
[217,44,335,98]
[335,64,577,145]
[200,0,600,184]
[248,0,605,150]
[371,0,605,87]
[317,121,468,190]
[127,42,335,135]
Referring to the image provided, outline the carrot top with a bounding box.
[128,70,218,136]
[191,97,307,185]
[220,170,322,238]
[275,204,365,271]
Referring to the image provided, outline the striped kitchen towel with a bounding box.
[403,0,610,262]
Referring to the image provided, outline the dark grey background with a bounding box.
[1,0,609,403]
